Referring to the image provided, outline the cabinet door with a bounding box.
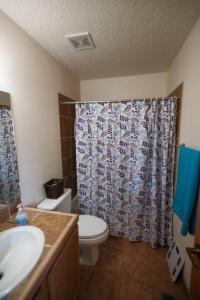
[33,277,49,300]
[48,227,79,300]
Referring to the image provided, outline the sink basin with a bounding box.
[0,226,45,299]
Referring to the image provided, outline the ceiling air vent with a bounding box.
[65,32,96,50]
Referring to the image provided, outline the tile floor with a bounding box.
[77,237,187,300]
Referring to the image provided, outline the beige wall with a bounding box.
[167,17,200,291]
[0,11,80,206]
[81,72,167,100]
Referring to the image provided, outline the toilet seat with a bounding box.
[78,215,108,239]
[79,229,109,247]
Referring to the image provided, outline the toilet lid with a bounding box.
[78,215,108,239]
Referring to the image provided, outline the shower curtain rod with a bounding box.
[60,96,179,105]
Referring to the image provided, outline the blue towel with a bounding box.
[172,145,200,236]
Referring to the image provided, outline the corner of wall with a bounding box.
[166,16,200,292]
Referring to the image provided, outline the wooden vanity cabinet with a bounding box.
[48,227,80,300]
[33,278,49,300]
[33,227,79,300]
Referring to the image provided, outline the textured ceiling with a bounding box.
[1,0,200,79]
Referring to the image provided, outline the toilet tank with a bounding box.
[56,189,72,213]
[37,188,72,213]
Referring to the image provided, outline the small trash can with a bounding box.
[44,178,64,199]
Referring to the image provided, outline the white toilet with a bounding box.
[78,214,108,265]
[37,189,109,265]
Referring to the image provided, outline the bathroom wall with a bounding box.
[58,94,77,198]
[167,17,200,291]
[0,11,80,206]
[81,72,167,100]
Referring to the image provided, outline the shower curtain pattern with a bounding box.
[76,99,177,247]
[0,107,20,204]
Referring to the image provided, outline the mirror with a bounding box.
[0,91,20,205]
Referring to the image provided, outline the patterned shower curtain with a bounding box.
[0,107,20,204]
[76,98,177,247]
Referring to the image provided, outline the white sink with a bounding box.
[0,226,45,299]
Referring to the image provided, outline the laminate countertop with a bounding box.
[0,207,78,300]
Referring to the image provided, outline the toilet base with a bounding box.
[80,246,99,265]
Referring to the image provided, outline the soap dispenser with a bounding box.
[15,204,28,225]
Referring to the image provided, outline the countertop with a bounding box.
[0,207,78,300]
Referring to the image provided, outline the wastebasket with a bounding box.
[44,178,64,199]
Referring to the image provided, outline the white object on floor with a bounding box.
[37,188,71,212]
[166,240,185,282]
[37,188,108,265]
[78,215,109,265]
